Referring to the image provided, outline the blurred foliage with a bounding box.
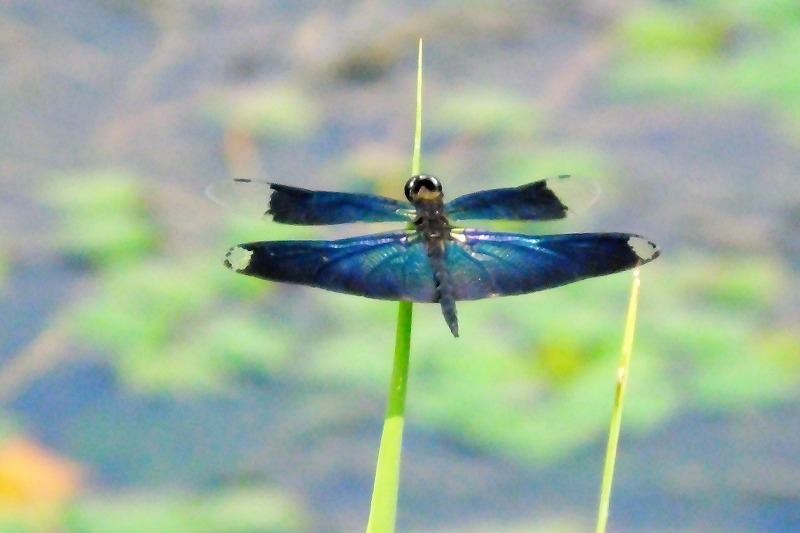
[72,259,295,394]
[39,169,160,267]
[65,488,305,533]
[493,147,609,187]
[612,0,800,133]
[645,253,800,411]
[338,143,411,196]
[422,88,608,197]
[207,86,322,142]
[430,89,540,139]
[414,520,584,533]
[39,170,312,394]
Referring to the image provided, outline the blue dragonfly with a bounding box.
[219,175,659,337]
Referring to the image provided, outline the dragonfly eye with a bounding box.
[405,175,443,202]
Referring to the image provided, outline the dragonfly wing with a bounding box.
[444,175,599,221]
[224,230,438,302]
[207,179,414,224]
[267,179,415,224]
[446,230,659,300]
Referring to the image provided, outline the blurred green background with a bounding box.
[1,1,799,531]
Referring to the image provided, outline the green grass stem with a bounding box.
[365,39,423,533]
[595,270,642,533]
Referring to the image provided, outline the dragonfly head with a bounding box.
[405,175,443,203]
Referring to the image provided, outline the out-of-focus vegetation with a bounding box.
[208,86,322,142]
[65,488,306,533]
[613,0,800,133]
[2,0,800,531]
[40,170,160,267]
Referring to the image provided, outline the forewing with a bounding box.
[444,175,598,221]
[217,179,415,225]
[224,230,437,302]
[446,230,659,300]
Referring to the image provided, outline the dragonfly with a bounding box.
[218,175,659,337]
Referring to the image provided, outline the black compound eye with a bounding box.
[404,174,442,201]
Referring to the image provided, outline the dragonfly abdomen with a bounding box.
[429,250,459,337]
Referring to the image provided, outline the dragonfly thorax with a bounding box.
[413,200,451,257]
[407,174,450,241]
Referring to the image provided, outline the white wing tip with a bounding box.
[627,236,660,263]
[224,246,253,271]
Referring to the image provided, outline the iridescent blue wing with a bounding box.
[444,175,598,221]
[445,230,659,300]
[207,179,414,225]
[224,231,438,301]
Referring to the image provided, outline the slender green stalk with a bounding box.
[595,270,642,533]
[410,40,423,177]
[366,39,423,533]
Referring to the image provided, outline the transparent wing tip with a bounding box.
[546,175,601,215]
[205,179,272,219]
